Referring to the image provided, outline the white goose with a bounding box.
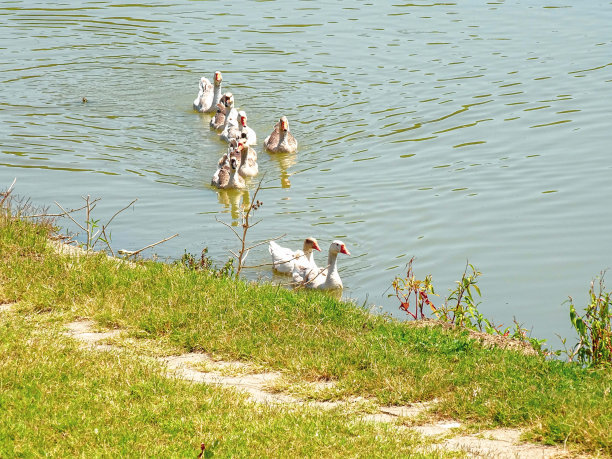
[193,76,212,112]
[269,238,321,275]
[302,240,350,290]
[205,71,223,113]
[237,141,258,178]
[236,111,257,145]
[220,93,239,142]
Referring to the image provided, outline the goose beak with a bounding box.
[215,71,222,82]
[340,245,350,255]
[241,116,247,127]
[312,241,321,251]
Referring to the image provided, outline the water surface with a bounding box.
[2,1,612,347]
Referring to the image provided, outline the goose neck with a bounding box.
[212,83,222,106]
[326,251,339,276]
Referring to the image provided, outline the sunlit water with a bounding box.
[2,1,612,349]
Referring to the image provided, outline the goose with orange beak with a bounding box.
[220,92,239,142]
[237,141,258,178]
[302,240,350,290]
[193,71,223,113]
[264,116,298,153]
[269,237,321,275]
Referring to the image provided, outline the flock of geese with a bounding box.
[193,71,350,290]
[193,71,298,190]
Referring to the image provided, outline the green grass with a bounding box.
[1,213,612,456]
[0,313,436,458]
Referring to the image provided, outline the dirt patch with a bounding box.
[65,320,123,351]
[163,353,293,404]
[0,301,16,313]
[49,240,137,268]
[407,319,538,356]
[441,428,569,458]
[63,320,572,458]
[360,402,433,424]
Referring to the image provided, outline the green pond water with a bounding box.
[2,1,612,347]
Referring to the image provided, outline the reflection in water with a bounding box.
[267,151,297,189]
[216,188,251,223]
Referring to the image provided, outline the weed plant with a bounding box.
[394,260,548,352]
[566,273,612,367]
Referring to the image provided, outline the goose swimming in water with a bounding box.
[269,238,321,275]
[210,94,228,131]
[212,157,245,189]
[228,111,257,145]
[264,116,298,153]
[237,141,258,178]
[220,93,239,142]
[193,76,212,112]
[193,71,223,113]
[298,240,350,290]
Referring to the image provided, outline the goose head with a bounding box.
[214,71,223,86]
[237,141,247,160]
[216,93,228,111]
[280,115,289,132]
[329,240,350,256]
[303,237,321,253]
[239,111,248,128]
[224,92,234,109]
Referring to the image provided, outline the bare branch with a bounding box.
[243,233,286,252]
[55,201,87,232]
[215,216,241,240]
[119,233,178,258]
[0,178,17,207]
[105,198,137,228]
[100,227,115,257]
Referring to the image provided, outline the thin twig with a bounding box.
[119,233,179,258]
[99,227,115,257]
[215,217,241,240]
[243,233,286,252]
[21,202,91,218]
[105,198,137,228]
[55,201,87,232]
[1,178,17,207]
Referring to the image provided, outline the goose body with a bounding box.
[225,157,246,189]
[220,93,239,142]
[211,158,230,188]
[237,141,258,178]
[194,71,223,113]
[269,238,321,274]
[264,116,298,153]
[210,94,227,131]
[303,240,350,290]
[230,110,257,145]
[193,76,212,112]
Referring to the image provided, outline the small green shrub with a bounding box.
[567,273,612,367]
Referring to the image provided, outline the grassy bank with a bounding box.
[1,211,611,456]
